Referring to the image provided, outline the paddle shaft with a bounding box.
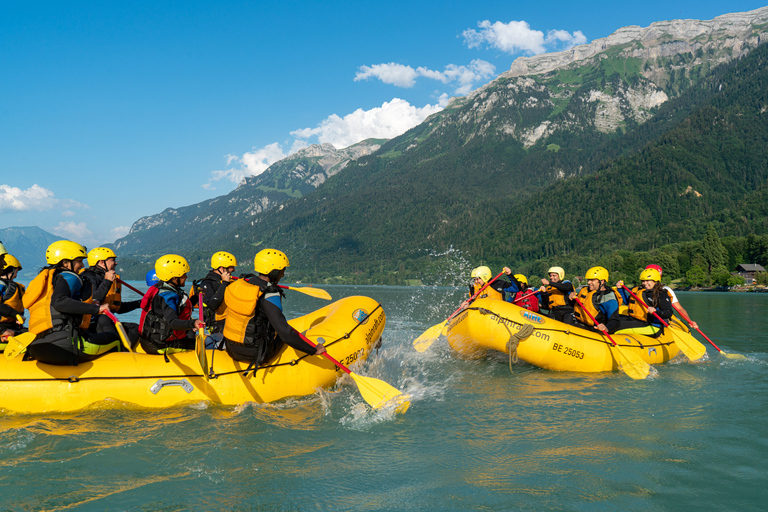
[447,271,507,323]
[572,296,619,346]
[511,289,541,304]
[118,279,145,297]
[296,331,351,375]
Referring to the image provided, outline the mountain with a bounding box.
[114,8,768,283]
[113,139,384,256]
[0,226,64,278]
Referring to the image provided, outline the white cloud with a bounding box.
[0,184,56,212]
[463,20,586,55]
[355,63,419,87]
[54,221,93,240]
[356,60,496,95]
[290,97,447,148]
[110,226,130,240]
[208,97,448,187]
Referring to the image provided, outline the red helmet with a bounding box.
[645,264,663,276]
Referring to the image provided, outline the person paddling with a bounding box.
[539,266,574,321]
[222,249,325,369]
[80,247,141,348]
[565,266,621,334]
[645,264,698,329]
[616,267,675,335]
[0,253,26,348]
[192,251,236,349]
[502,269,540,312]
[138,254,204,355]
[24,241,121,365]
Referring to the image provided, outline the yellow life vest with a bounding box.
[23,269,57,334]
[222,279,263,344]
[627,286,671,322]
[471,282,503,301]
[544,284,568,308]
[573,287,620,327]
[0,279,25,323]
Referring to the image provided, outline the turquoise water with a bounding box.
[1,286,766,511]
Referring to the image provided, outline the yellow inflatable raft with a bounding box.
[445,298,701,373]
[0,296,385,414]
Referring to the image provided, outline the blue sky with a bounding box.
[1,0,766,248]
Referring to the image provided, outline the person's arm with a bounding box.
[599,300,621,333]
[51,277,100,316]
[261,296,320,355]
[202,280,228,311]
[157,294,197,331]
[551,281,574,293]
[117,299,141,314]
[655,293,674,320]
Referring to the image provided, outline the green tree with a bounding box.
[703,224,727,274]
[710,265,732,286]
[755,272,768,286]
[726,274,746,287]
[686,265,706,286]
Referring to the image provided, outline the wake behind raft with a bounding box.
[0,296,386,414]
[445,298,705,373]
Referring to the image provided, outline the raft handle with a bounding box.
[150,378,194,395]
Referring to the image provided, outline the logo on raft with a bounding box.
[519,310,544,324]
[352,309,369,325]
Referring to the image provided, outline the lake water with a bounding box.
[1,285,766,511]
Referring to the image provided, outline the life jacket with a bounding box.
[543,282,570,308]
[573,286,620,327]
[223,277,279,352]
[139,282,193,342]
[514,290,540,312]
[627,286,672,322]
[0,278,25,324]
[23,268,85,335]
[78,269,123,329]
[191,274,228,327]
[470,282,503,301]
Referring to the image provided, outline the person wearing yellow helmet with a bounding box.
[615,267,675,334]
[222,249,325,368]
[138,254,204,355]
[79,247,142,348]
[501,268,540,312]
[24,241,121,365]
[565,266,621,334]
[539,266,575,321]
[642,264,698,330]
[191,251,237,346]
[468,266,507,301]
[0,253,26,348]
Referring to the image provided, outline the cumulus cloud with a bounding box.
[111,226,130,240]
[0,184,56,212]
[207,97,447,187]
[54,221,93,240]
[463,20,586,55]
[355,60,496,95]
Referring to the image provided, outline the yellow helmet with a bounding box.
[547,266,565,280]
[46,240,87,265]
[639,268,661,282]
[87,247,116,267]
[1,253,21,272]
[585,266,609,282]
[253,249,289,275]
[513,274,528,286]
[155,254,190,281]
[211,251,237,269]
[470,266,492,283]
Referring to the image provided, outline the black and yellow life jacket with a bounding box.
[0,278,25,324]
[470,282,503,301]
[627,286,672,322]
[24,269,84,335]
[573,287,620,327]
[543,284,568,308]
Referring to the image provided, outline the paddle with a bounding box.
[102,309,133,352]
[196,293,209,379]
[511,289,541,304]
[572,296,650,380]
[413,270,506,353]
[4,332,36,360]
[118,278,146,297]
[299,332,410,413]
[671,304,746,360]
[619,284,706,361]
[279,284,331,300]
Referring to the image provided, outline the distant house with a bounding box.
[735,264,766,284]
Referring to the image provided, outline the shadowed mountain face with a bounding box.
[0,227,64,278]
[111,8,768,283]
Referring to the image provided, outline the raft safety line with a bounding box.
[468,307,676,349]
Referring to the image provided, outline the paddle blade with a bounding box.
[287,286,332,300]
[4,332,36,360]
[413,321,446,353]
[670,330,707,361]
[114,321,133,352]
[349,371,410,413]
[721,351,747,360]
[614,346,651,380]
[195,329,209,379]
